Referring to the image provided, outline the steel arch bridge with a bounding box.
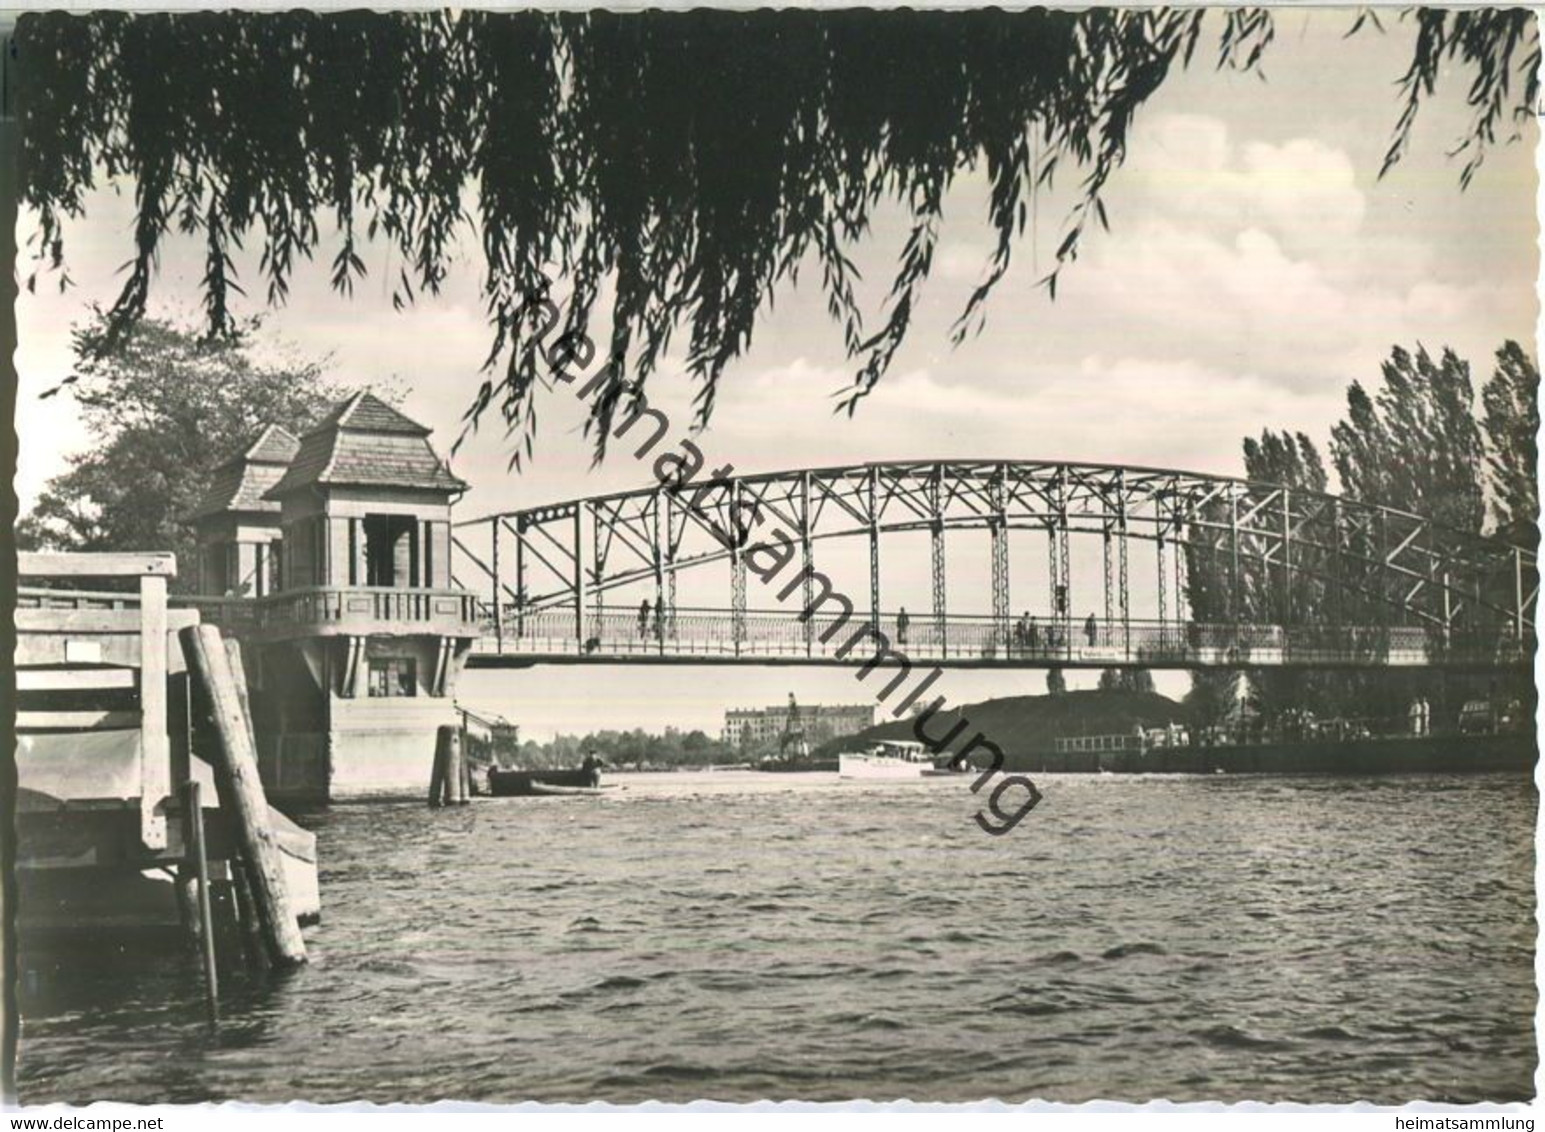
[449,460,1537,671]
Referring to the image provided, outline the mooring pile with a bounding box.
[179,624,308,1011]
[428,724,472,807]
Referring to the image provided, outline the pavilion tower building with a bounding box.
[187,392,480,801]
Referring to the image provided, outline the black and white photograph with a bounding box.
[2,3,1540,1114]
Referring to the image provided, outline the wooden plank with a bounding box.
[18,609,144,633]
[16,710,140,731]
[17,730,143,804]
[20,552,177,579]
[15,631,190,676]
[17,608,200,634]
[140,575,171,851]
[20,585,139,604]
[15,633,189,675]
[17,669,137,691]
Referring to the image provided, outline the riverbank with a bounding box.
[1033,731,1534,774]
[817,689,1534,775]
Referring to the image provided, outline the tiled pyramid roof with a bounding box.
[311,390,432,437]
[265,391,467,499]
[241,423,304,465]
[185,424,301,521]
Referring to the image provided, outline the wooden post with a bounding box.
[218,636,286,972]
[442,725,466,805]
[428,727,449,807]
[180,624,307,968]
[181,780,219,1021]
[460,716,473,798]
[140,573,170,851]
[231,860,272,973]
[175,871,199,940]
[224,639,259,775]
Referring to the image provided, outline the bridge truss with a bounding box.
[450,460,1536,670]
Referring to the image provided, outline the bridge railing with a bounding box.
[467,604,1531,668]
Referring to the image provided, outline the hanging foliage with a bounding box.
[14,8,1539,462]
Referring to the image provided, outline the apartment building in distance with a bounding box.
[722,702,876,749]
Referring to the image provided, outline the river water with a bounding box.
[17,771,1538,1105]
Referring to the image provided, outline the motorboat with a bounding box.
[838,740,932,779]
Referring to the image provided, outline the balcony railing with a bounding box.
[185,586,481,640]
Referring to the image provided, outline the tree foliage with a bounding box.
[1099,667,1156,694]
[17,313,345,588]
[1330,345,1486,536]
[1183,429,1344,720]
[1482,340,1540,550]
[15,8,1538,461]
[516,727,734,769]
[1185,339,1539,724]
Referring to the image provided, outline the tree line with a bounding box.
[1183,340,1538,728]
[493,727,738,771]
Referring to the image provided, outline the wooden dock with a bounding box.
[16,553,319,983]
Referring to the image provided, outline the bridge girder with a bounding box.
[451,460,1538,657]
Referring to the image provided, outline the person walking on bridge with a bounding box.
[1085,612,1098,647]
[896,606,910,646]
[638,599,652,641]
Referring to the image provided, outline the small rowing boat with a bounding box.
[488,754,603,797]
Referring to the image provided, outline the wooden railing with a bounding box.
[17,552,180,851]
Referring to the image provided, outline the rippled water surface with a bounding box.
[18,771,1538,1104]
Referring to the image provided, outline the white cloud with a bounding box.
[1242,136,1366,249]
[1075,206,1510,396]
[1128,113,1367,258]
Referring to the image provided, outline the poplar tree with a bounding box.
[1481,340,1540,550]
[1330,346,1486,538]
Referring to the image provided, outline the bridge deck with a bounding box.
[466,608,1531,670]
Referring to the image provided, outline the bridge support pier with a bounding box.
[245,632,473,803]
[868,466,881,634]
[931,519,947,658]
[574,504,590,648]
[990,467,1010,652]
[991,520,1009,651]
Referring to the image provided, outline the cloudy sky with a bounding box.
[15,10,1540,737]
